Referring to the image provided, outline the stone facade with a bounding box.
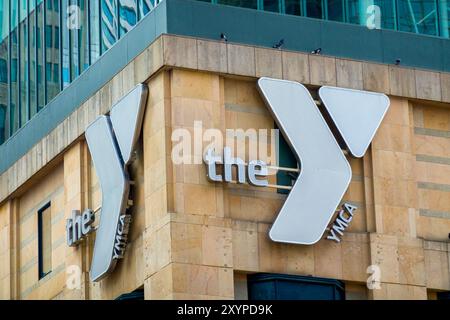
[0,35,449,300]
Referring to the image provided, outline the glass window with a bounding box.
[327,0,345,22]
[217,0,258,10]
[119,0,137,37]
[439,1,449,38]
[46,0,61,102]
[263,0,280,13]
[346,0,362,24]
[90,0,101,64]
[373,0,396,30]
[29,4,37,118]
[37,2,45,111]
[19,0,28,126]
[306,0,323,19]
[0,0,8,143]
[70,0,79,80]
[38,202,52,279]
[138,0,155,20]
[78,0,89,72]
[285,0,301,16]
[62,0,70,88]
[101,0,118,53]
[397,0,438,36]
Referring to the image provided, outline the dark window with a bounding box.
[0,59,6,83]
[275,123,298,194]
[285,0,301,16]
[263,0,279,13]
[306,0,323,19]
[38,202,52,279]
[248,273,345,300]
[327,0,344,22]
[218,0,258,10]
[45,25,53,48]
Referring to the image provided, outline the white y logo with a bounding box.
[258,78,389,245]
[85,84,148,281]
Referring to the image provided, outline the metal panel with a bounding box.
[257,77,352,245]
[318,86,390,158]
[85,115,128,281]
[87,83,147,282]
[110,84,148,164]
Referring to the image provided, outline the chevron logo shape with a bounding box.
[257,77,389,245]
[85,84,148,282]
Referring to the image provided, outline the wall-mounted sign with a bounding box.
[204,147,268,187]
[66,209,95,247]
[326,203,358,243]
[204,77,390,246]
[67,84,148,282]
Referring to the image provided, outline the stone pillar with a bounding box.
[368,97,427,299]
[62,141,89,299]
[143,66,234,299]
[0,201,13,299]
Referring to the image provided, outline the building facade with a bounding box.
[0,0,450,300]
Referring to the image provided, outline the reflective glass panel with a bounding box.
[79,0,89,72]
[0,0,8,143]
[70,0,79,80]
[37,2,45,111]
[10,1,19,134]
[327,0,344,22]
[90,0,101,63]
[30,3,37,118]
[264,0,279,13]
[138,0,155,20]
[19,0,28,125]
[62,0,70,88]
[438,1,449,38]
[306,0,323,19]
[46,0,61,101]
[101,0,118,53]
[119,0,137,37]
[285,0,301,16]
[217,0,258,9]
[398,0,438,36]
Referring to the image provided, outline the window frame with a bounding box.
[37,201,52,280]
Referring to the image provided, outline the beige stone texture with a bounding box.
[281,51,310,84]
[336,59,363,89]
[255,48,282,79]
[309,55,337,86]
[362,62,390,93]
[1,35,450,300]
[415,70,442,101]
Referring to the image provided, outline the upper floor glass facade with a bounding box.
[202,0,450,38]
[0,0,449,145]
[0,0,159,145]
